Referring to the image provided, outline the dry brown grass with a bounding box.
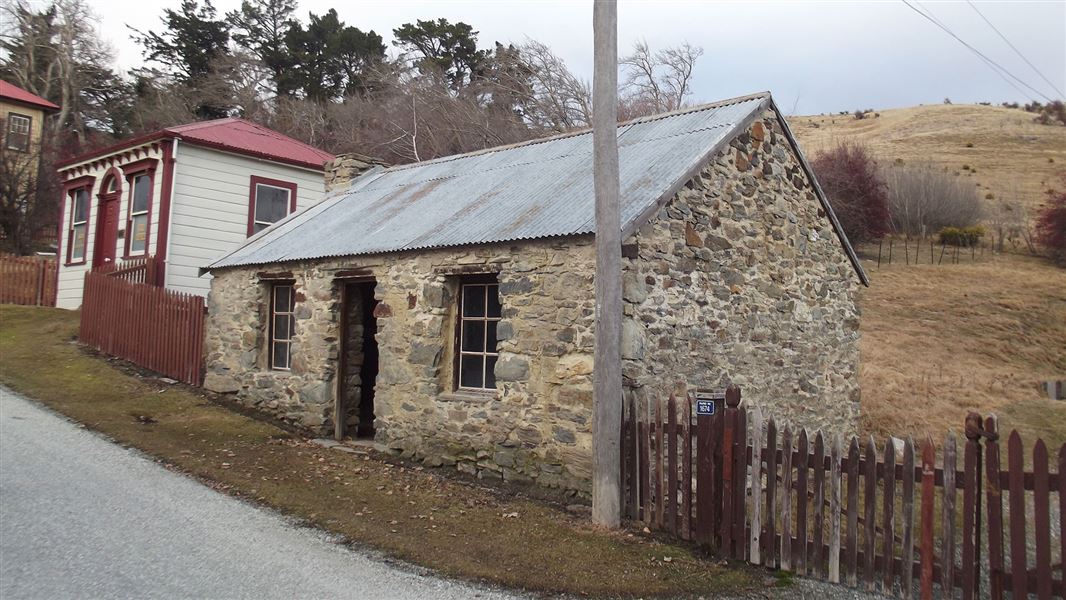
[857,252,1066,445]
[793,103,1066,212]
[0,305,761,599]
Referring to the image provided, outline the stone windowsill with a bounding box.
[438,389,499,403]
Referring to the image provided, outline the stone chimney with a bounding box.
[325,153,389,192]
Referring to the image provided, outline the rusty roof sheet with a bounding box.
[206,92,866,285]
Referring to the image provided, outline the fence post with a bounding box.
[984,416,1004,600]
[961,412,983,600]
[920,438,935,600]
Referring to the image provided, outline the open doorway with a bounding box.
[336,280,378,440]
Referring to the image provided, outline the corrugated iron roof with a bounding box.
[207,92,867,285]
[57,117,335,171]
[167,118,335,170]
[0,80,60,111]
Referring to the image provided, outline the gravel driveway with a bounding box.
[0,386,520,600]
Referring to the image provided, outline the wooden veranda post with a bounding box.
[591,0,622,528]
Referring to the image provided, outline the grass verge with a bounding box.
[0,305,760,598]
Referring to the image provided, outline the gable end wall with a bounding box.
[622,108,861,434]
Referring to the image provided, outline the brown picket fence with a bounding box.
[0,254,56,306]
[93,255,163,286]
[79,270,204,385]
[622,387,1065,599]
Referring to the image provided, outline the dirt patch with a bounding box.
[0,305,761,598]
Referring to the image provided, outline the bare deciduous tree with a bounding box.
[516,39,591,132]
[0,134,59,254]
[619,40,703,119]
[0,0,114,146]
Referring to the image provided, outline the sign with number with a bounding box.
[695,399,716,416]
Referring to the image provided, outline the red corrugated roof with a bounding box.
[57,117,335,171]
[0,80,60,111]
[165,118,334,170]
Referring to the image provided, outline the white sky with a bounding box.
[78,0,1066,114]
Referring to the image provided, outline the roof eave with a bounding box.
[766,97,870,287]
[56,131,173,170]
[179,137,331,171]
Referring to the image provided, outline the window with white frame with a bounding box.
[68,188,89,262]
[126,173,151,255]
[6,113,31,152]
[270,283,296,370]
[251,183,292,235]
[457,279,501,390]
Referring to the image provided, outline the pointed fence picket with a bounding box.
[622,388,1065,599]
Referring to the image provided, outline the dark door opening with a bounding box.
[337,280,378,440]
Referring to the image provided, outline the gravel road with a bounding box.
[0,386,520,600]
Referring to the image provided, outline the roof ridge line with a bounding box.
[380,91,771,175]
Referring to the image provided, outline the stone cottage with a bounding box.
[202,92,868,494]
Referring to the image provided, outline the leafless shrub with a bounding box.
[0,134,60,255]
[882,163,982,237]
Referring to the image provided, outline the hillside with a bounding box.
[857,253,1066,446]
[792,103,1066,211]
[789,103,1066,446]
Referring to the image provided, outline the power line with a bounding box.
[967,0,1065,99]
[901,0,1055,103]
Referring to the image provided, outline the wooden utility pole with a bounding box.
[591,0,622,528]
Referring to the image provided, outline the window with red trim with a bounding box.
[66,187,90,263]
[248,176,297,237]
[126,173,152,255]
[122,160,156,257]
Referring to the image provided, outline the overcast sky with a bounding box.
[84,0,1065,115]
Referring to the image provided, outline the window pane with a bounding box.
[459,355,484,389]
[71,225,85,260]
[272,341,290,370]
[486,284,501,317]
[274,285,292,313]
[131,174,151,213]
[129,214,148,253]
[484,355,497,389]
[73,190,88,222]
[462,285,485,317]
[252,222,268,235]
[485,320,498,353]
[273,314,290,341]
[255,185,290,225]
[461,320,485,352]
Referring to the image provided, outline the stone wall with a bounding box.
[205,238,598,493]
[340,286,365,432]
[324,154,389,192]
[620,109,862,434]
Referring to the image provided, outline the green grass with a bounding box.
[0,305,762,598]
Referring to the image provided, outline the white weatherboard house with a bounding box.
[54,118,335,309]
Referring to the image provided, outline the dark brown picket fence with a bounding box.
[93,255,163,286]
[0,254,56,306]
[621,387,1065,599]
[79,270,204,385]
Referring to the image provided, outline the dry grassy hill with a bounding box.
[857,254,1066,446]
[790,103,1066,446]
[792,103,1066,211]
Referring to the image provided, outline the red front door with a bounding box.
[93,196,119,268]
